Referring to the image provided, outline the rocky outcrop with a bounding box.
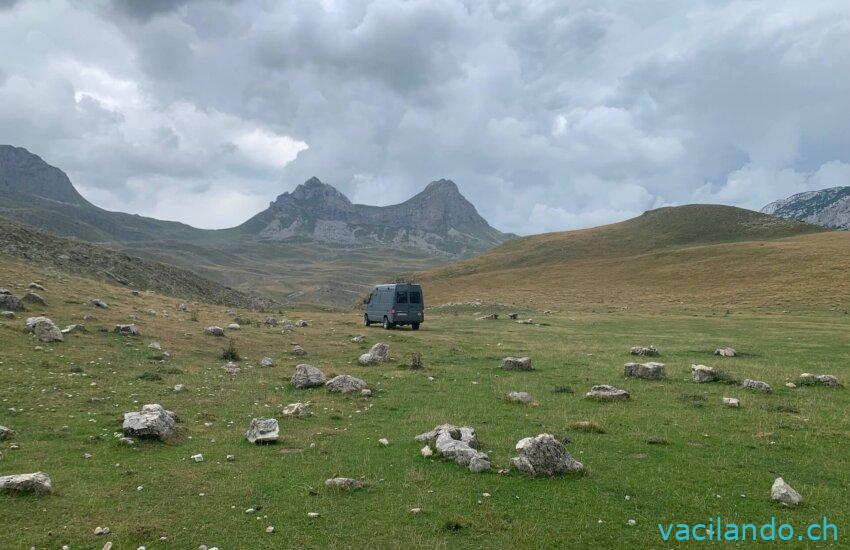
[122,404,176,440]
[415,424,490,473]
[511,434,584,476]
[762,186,850,230]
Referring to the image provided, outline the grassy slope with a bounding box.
[1,256,849,548]
[419,205,850,310]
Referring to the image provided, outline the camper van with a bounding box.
[364,283,424,330]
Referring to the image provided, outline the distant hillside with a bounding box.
[0,145,510,306]
[762,186,850,230]
[418,205,849,310]
[0,218,267,308]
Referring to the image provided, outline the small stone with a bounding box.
[307,512,319,518]
[714,347,737,357]
[630,346,659,356]
[222,361,241,374]
[205,326,225,336]
[771,477,803,505]
[500,356,533,371]
[173,384,186,392]
[628,519,637,526]
[226,454,235,461]
[325,374,367,394]
[281,402,311,418]
[291,345,307,356]
[291,364,326,389]
[22,291,46,305]
[506,391,533,404]
[358,342,389,365]
[94,526,110,536]
[227,323,241,330]
[191,453,204,462]
[421,445,433,457]
[378,438,389,446]
[265,526,275,533]
[361,388,372,397]
[294,319,309,327]
[324,477,364,490]
[585,385,630,401]
[410,507,422,514]
[351,335,365,343]
[114,324,140,336]
[89,299,109,309]
[260,357,274,367]
[723,397,740,407]
[122,404,176,440]
[149,341,162,350]
[510,433,584,476]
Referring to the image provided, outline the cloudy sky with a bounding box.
[1,0,849,234]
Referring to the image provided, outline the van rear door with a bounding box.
[393,286,410,322]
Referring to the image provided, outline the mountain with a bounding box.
[0,217,265,308]
[0,145,510,305]
[417,204,849,310]
[232,177,511,255]
[762,187,850,230]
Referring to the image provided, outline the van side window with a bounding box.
[409,291,421,304]
[395,291,408,304]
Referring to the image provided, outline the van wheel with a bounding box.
[412,323,420,331]
[364,314,371,326]
[383,316,393,330]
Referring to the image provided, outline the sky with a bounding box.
[1,0,849,234]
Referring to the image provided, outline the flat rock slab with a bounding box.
[624,362,666,380]
[291,364,326,389]
[122,404,176,440]
[511,434,583,476]
[585,385,630,401]
[325,374,367,394]
[246,418,279,444]
[500,356,534,371]
[0,472,53,494]
[506,391,533,404]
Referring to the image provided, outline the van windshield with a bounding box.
[395,291,408,304]
[409,291,421,304]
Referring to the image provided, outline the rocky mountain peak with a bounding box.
[273,177,352,211]
[762,186,850,230]
[0,145,90,207]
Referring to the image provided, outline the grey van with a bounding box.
[364,283,424,330]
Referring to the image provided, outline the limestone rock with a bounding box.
[246,418,280,444]
[114,324,140,336]
[294,319,309,327]
[25,316,63,342]
[264,317,278,326]
[61,324,86,334]
[511,434,584,476]
[325,477,364,490]
[351,335,365,343]
[282,402,311,418]
[476,313,498,320]
[742,379,772,393]
[358,342,389,365]
[723,397,740,407]
[585,385,630,401]
[624,362,666,380]
[28,282,45,291]
[122,404,176,440]
[22,291,46,305]
[500,356,533,371]
[508,313,519,319]
[691,364,717,383]
[1,310,15,319]
[630,346,659,356]
[0,472,53,494]
[771,477,803,505]
[0,425,13,440]
[205,326,225,336]
[0,294,24,311]
[415,424,490,473]
[89,299,109,309]
[291,364,326,389]
[506,391,533,404]
[260,357,274,367]
[715,347,737,357]
[799,373,840,387]
[291,345,307,356]
[325,374,367,394]
[227,323,241,330]
[222,361,241,374]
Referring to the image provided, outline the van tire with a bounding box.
[383,317,393,330]
[364,314,371,326]
[411,323,420,331]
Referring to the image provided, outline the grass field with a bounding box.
[2,257,849,548]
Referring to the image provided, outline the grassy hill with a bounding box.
[418,205,850,310]
[0,218,266,308]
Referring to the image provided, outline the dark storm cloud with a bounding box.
[0,0,848,231]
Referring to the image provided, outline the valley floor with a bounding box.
[1,260,849,548]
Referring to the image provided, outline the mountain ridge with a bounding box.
[762,186,850,230]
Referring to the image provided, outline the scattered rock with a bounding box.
[61,324,86,334]
[28,282,45,291]
[515,318,534,324]
[149,341,162,350]
[0,425,13,440]
[723,397,740,407]
[93,526,110,536]
[691,364,717,383]
[89,299,109,309]
[476,313,498,320]
[0,472,53,494]
[358,342,389,365]
[294,319,308,327]
[122,404,176,440]
[114,324,140,336]
[415,424,490,473]
[178,303,188,311]
[291,345,307,356]
[506,391,533,404]
[351,335,365,343]
[0,310,15,319]
[25,316,63,342]
[246,418,280,444]
[420,445,433,457]
[378,438,389,446]
[624,362,666,380]
[500,356,533,371]
[715,347,737,357]
[260,357,274,367]
[205,326,225,337]
[291,364,326,389]
[264,317,278,326]
[630,346,659,356]
[282,402,311,418]
[22,291,46,305]
[585,385,630,401]
[799,373,840,387]
[191,453,204,462]
[0,294,24,311]
[325,375,367,394]
[173,384,186,392]
[508,313,519,319]
[771,477,803,506]
[360,388,372,397]
[510,433,584,476]
[227,323,241,330]
[222,361,241,374]
[325,477,364,490]
[742,379,772,393]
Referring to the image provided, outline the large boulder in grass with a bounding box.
[325,374,367,394]
[624,362,666,380]
[205,326,225,337]
[122,404,176,440]
[0,294,24,311]
[742,379,772,393]
[245,418,279,444]
[358,342,389,365]
[291,364,326,389]
[500,356,534,371]
[114,324,139,336]
[0,472,53,494]
[511,434,584,476]
[22,292,46,305]
[771,477,803,506]
[799,373,840,387]
[691,364,718,383]
[416,424,490,473]
[585,385,630,401]
[25,316,63,342]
